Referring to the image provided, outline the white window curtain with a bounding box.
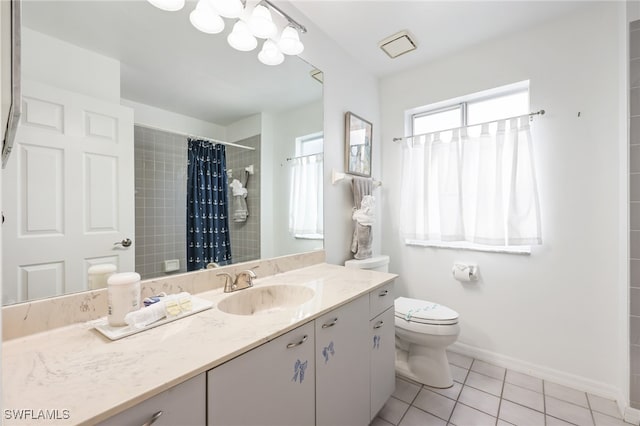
[289,154,324,238]
[400,116,541,246]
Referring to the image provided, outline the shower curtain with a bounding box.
[187,139,232,271]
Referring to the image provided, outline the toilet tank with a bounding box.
[344,255,390,273]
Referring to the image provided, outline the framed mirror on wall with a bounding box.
[2,0,323,305]
[345,111,372,177]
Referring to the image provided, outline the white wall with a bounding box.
[227,114,261,143]
[380,2,627,398]
[22,28,120,102]
[121,98,226,140]
[283,3,381,265]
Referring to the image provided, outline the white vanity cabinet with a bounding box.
[207,321,315,426]
[97,373,205,426]
[315,295,370,426]
[207,280,396,426]
[369,282,396,420]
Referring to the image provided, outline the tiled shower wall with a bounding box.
[134,127,261,279]
[134,126,188,280]
[225,135,261,264]
[631,19,640,409]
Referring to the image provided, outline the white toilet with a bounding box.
[344,255,460,389]
[395,297,460,388]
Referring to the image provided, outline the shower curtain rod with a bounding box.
[286,153,323,161]
[135,123,256,151]
[392,109,545,143]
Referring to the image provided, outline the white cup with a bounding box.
[107,272,141,326]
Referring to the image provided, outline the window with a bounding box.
[400,82,541,253]
[289,132,324,240]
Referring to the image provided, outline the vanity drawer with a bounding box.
[98,373,205,426]
[369,281,394,319]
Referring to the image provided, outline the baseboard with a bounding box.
[450,342,630,420]
[625,406,640,425]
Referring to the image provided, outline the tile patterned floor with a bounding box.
[372,352,629,426]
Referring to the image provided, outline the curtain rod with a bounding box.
[135,124,256,151]
[392,109,545,143]
[286,153,323,161]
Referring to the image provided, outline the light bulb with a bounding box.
[258,39,284,66]
[278,26,304,56]
[227,21,258,52]
[247,4,277,39]
[147,0,185,11]
[209,0,244,18]
[190,0,224,34]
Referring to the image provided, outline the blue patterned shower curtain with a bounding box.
[187,139,232,271]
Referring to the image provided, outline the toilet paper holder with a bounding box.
[452,263,479,282]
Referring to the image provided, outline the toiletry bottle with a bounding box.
[107,272,141,326]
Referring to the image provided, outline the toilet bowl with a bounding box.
[394,296,460,388]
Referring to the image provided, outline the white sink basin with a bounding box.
[217,285,315,316]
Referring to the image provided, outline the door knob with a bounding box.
[114,238,132,248]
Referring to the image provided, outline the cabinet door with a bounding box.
[315,296,370,426]
[370,306,396,420]
[98,373,205,426]
[208,322,315,426]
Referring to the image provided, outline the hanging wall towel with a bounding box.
[351,177,374,259]
[230,177,249,222]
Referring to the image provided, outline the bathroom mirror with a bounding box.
[2,0,323,305]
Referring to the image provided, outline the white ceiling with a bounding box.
[22,0,322,125]
[291,0,589,77]
[22,1,589,125]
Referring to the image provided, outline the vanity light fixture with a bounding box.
[227,20,258,51]
[190,0,225,34]
[258,39,284,66]
[210,0,244,18]
[247,4,278,39]
[146,0,306,66]
[278,25,304,56]
[147,0,185,12]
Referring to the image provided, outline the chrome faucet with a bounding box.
[217,269,257,293]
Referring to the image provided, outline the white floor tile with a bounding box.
[450,402,497,426]
[502,383,544,412]
[398,407,447,426]
[498,400,545,426]
[451,364,469,383]
[458,385,501,417]
[545,381,589,407]
[546,415,576,426]
[497,420,515,426]
[592,411,629,426]
[371,416,395,426]
[393,377,421,404]
[505,370,543,393]
[412,389,456,421]
[424,381,462,400]
[471,359,507,380]
[447,351,474,369]
[545,395,594,426]
[466,371,504,397]
[588,394,622,419]
[378,396,410,425]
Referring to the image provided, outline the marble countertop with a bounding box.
[2,263,397,425]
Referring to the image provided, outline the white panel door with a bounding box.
[2,80,134,304]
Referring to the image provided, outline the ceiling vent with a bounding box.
[378,30,417,59]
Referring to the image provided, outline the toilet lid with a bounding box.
[394,297,459,325]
